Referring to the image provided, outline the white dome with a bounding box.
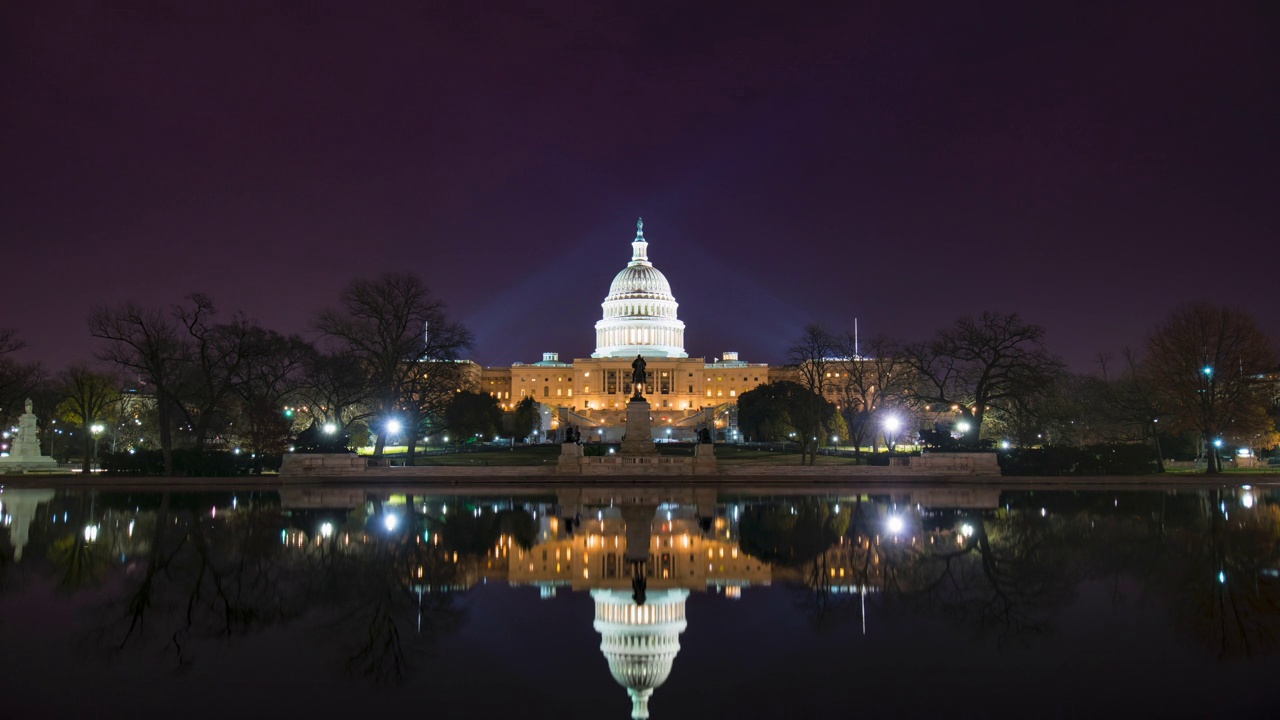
[608,264,674,298]
[592,589,689,719]
[593,219,688,359]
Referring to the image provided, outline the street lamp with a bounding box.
[883,415,902,452]
[90,423,105,471]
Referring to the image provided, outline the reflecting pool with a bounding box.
[1,483,1278,718]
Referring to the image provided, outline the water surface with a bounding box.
[1,482,1277,718]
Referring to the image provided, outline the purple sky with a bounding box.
[2,1,1276,371]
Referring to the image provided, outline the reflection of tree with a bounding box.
[739,499,852,621]
[897,511,1080,641]
[102,495,308,664]
[320,527,464,683]
[94,497,475,681]
[741,497,1082,640]
[1149,491,1280,658]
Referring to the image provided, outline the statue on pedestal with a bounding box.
[630,354,647,400]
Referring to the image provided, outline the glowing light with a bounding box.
[1213,438,1223,448]
[1242,492,1255,509]
[1000,440,1012,449]
[1218,571,1226,584]
[386,419,403,435]
[883,416,901,433]
[320,522,334,538]
[886,516,905,534]
[323,423,337,434]
[83,525,99,542]
[956,421,971,434]
[383,514,399,532]
[961,523,975,538]
[1041,508,1047,517]
[1202,366,1213,377]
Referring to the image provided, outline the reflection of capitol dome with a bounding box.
[592,588,689,719]
[593,219,688,359]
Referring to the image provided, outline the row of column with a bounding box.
[600,326,681,348]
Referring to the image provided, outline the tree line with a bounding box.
[740,302,1279,473]
[0,273,537,476]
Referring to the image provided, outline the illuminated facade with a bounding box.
[479,220,775,439]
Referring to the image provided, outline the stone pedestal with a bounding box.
[693,442,717,472]
[619,400,657,457]
[0,400,58,473]
[558,442,584,473]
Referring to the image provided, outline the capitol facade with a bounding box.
[478,219,775,441]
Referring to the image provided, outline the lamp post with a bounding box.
[91,423,105,471]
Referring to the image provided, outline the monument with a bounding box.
[619,355,657,456]
[0,399,58,473]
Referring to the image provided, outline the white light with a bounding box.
[956,421,971,433]
[1041,508,1047,517]
[83,525,99,542]
[1213,439,1223,448]
[1000,440,1011,449]
[323,423,337,434]
[833,504,840,514]
[1242,492,1255,509]
[883,416,901,433]
[387,419,403,435]
[320,522,334,538]
[383,514,399,532]
[1218,571,1226,584]
[887,516,905,534]
[961,523,975,538]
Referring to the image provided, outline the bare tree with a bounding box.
[903,312,1065,447]
[1144,302,1277,473]
[830,334,912,454]
[88,304,188,476]
[173,294,267,451]
[316,273,473,463]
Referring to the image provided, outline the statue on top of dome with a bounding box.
[631,355,647,399]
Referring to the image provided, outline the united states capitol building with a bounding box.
[478,219,777,441]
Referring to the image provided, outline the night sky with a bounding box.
[2,1,1276,371]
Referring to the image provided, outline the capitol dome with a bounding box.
[592,588,689,719]
[593,219,688,358]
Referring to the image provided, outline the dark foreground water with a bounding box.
[1,482,1278,719]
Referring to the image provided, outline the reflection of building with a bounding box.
[507,496,768,719]
[593,588,687,720]
[507,505,769,593]
[478,220,774,440]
